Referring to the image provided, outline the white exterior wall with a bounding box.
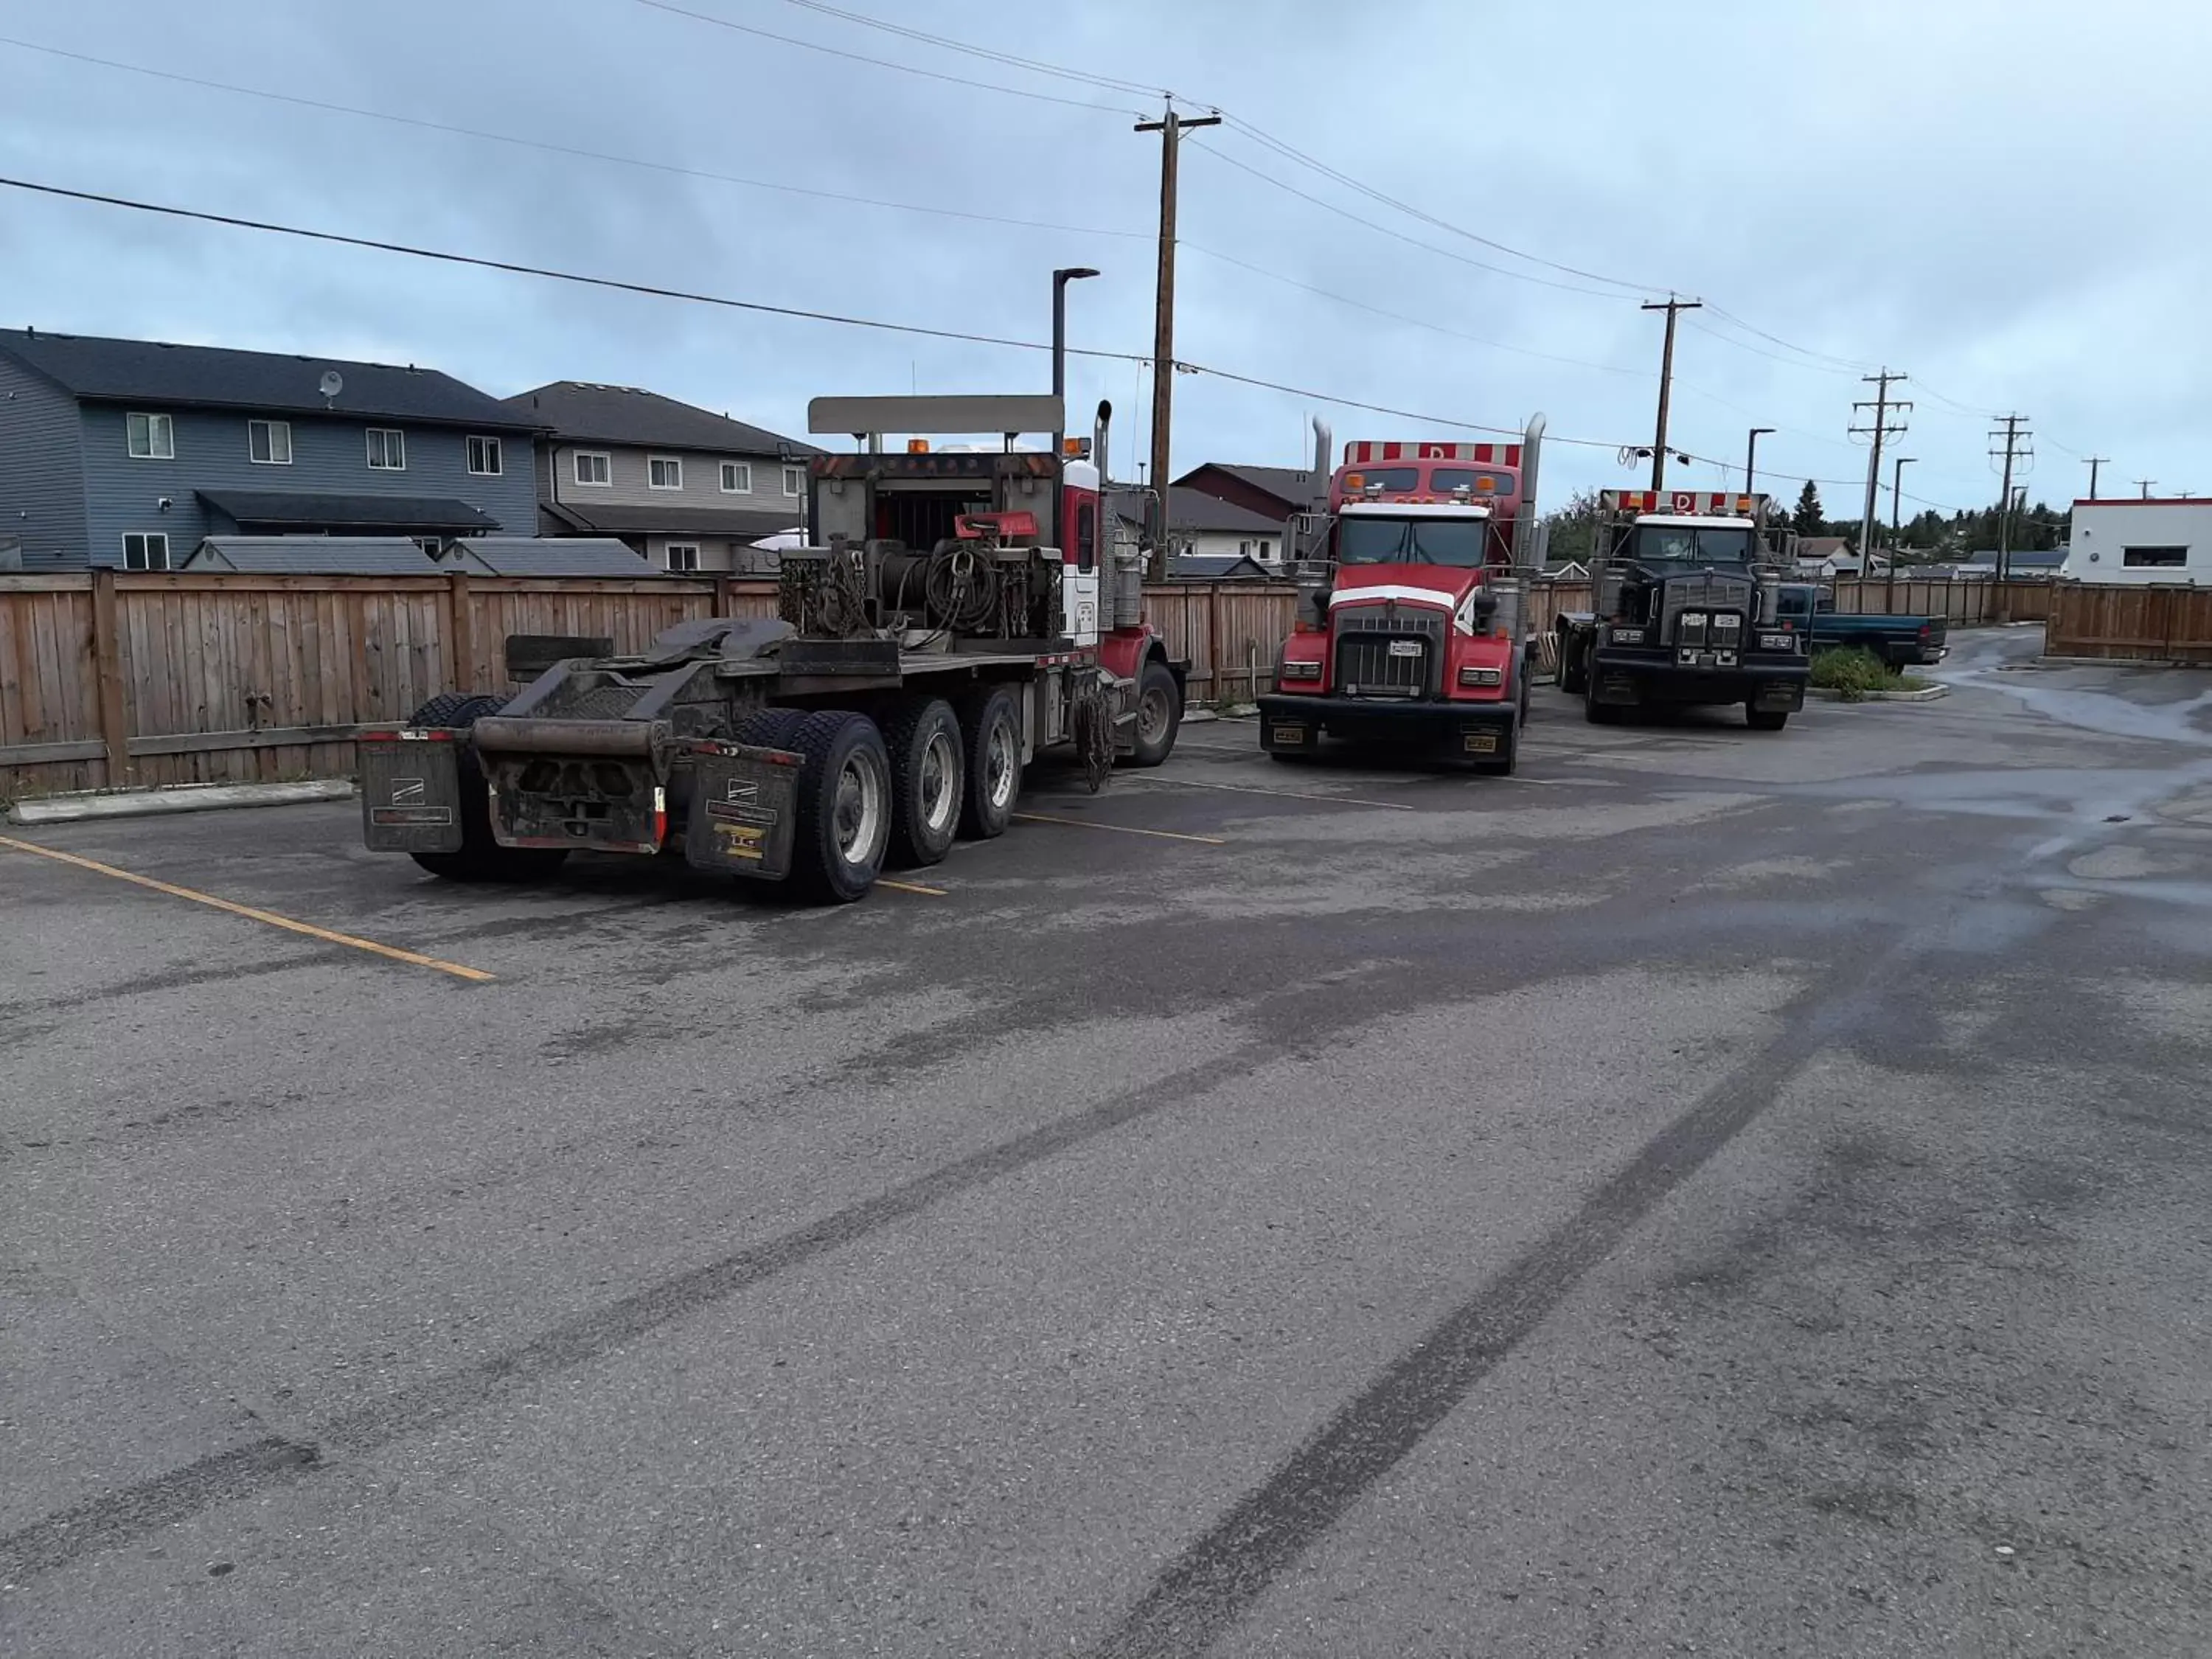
[2066,502,2212,584]
[1176,526,1284,565]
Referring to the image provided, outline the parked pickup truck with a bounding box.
[1778,584,1948,669]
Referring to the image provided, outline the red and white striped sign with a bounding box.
[1344,440,1524,467]
[1603,490,1761,516]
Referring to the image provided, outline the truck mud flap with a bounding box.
[358,730,465,854]
[683,740,802,882]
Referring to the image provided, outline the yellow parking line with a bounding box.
[1012,812,1228,846]
[876,877,949,897]
[0,834,495,984]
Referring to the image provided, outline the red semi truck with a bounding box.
[355,394,1186,903]
[1257,417,1546,773]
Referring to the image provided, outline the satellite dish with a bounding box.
[319,370,344,403]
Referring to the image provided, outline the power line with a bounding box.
[0,173,1152,361]
[0,170,1638,453]
[628,0,1145,115]
[1183,141,1627,299]
[0,33,1146,242]
[774,0,1164,97]
[669,0,2065,423]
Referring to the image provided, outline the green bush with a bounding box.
[1809,646,1902,700]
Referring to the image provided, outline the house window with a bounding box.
[248,419,292,465]
[366,428,406,470]
[122,532,170,571]
[665,542,700,573]
[782,465,804,498]
[720,461,751,493]
[1259,538,1273,561]
[649,456,683,490]
[467,435,503,476]
[126,411,174,459]
[574,450,612,487]
[2122,545,2188,568]
[1239,540,1252,557]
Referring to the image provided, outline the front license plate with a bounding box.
[1462,731,1498,754]
[1273,725,1307,745]
[1386,640,1422,658]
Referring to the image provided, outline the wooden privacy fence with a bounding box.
[0,569,2071,800]
[2043,582,2212,664]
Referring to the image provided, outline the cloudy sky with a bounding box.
[2,0,2205,518]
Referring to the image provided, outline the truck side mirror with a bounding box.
[1466,591,1500,633]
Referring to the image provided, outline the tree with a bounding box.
[1541,488,1603,567]
[1791,480,1826,538]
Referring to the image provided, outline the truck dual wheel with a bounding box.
[786,709,893,903]
[881,696,964,869]
[402,692,571,883]
[1745,706,1791,731]
[1123,658,1182,769]
[956,686,1021,840]
[1558,626,1588,695]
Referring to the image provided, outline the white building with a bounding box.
[2064,500,2212,584]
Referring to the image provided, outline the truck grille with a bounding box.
[1332,604,1447,698]
[1659,574,1753,639]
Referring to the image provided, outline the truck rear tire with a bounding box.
[1745,705,1790,731]
[881,696,964,869]
[1123,658,1181,768]
[734,706,807,749]
[956,686,1021,840]
[787,709,891,903]
[1558,627,1588,695]
[403,692,571,883]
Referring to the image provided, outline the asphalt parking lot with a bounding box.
[7,627,2212,1657]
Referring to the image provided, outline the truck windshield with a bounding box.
[1628,525,1755,565]
[1337,515,1490,568]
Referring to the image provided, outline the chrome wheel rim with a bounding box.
[1138,685,1172,745]
[919,729,959,835]
[986,717,1018,811]
[832,749,888,866]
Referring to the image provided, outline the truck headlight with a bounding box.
[1279,659,1322,681]
[1758,632,1797,653]
[1458,665,1504,687]
[1607,625,1645,647]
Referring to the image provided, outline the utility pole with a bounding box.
[1135,101,1221,580]
[2083,455,2110,501]
[1851,369,1910,568]
[1989,414,2031,583]
[1641,296,1702,491]
[1745,426,1775,496]
[1886,455,1915,608]
[2135,478,2156,500]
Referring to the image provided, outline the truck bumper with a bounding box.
[1256,692,1517,758]
[1590,653,1809,711]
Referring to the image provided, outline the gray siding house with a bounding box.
[504,381,818,574]
[0,328,542,571]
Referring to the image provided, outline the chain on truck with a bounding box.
[1554,489,1810,731]
[354,394,1186,903]
[1256,416,1547,773]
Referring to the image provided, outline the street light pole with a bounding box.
[1887,456,1914,610]
[1051,266,1099,547]
[1745,427,1775,496]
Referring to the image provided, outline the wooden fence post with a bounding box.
[445,571,477,692]
[1207,582,1225,707]
[714,573,735,617]
[90,567,133,789]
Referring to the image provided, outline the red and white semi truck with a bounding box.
[1257,417,1546,773]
